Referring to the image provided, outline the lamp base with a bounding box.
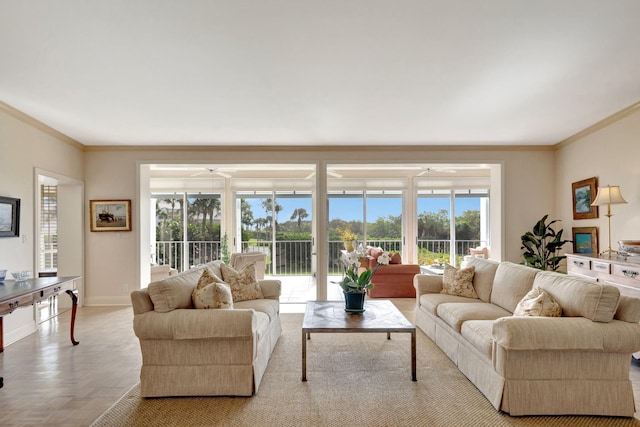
[600,248,618,257]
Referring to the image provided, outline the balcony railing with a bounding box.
[155,238,487,274]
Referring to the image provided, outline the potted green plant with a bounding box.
[334,247,390,312]
[521,215,572,271]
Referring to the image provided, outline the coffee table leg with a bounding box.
[411,330,417,381]
[302,328,307,381]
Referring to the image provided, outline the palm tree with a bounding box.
[290,208,309,229]
[241,199,254,231]
[262,198,283,230]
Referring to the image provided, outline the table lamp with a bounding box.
[591,185,627,255]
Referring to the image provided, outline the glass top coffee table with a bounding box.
[301,300,416,382]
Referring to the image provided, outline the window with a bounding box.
[39,185,57,274]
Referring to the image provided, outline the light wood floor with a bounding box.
[2,303,640,426]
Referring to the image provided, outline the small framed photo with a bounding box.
[572,227,599,254]
[90,200,132,232]
[0,196,20,238]
[572,177,599,220]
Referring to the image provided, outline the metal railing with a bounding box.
[155,238,487,273]
[155,241,220,271]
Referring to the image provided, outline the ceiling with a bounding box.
[1,1,640,147]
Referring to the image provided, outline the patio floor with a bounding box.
[266,274,345,304]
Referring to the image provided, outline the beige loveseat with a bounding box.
[130,260,282,397]
[414,257,640,416]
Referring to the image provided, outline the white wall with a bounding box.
[0,108,84,345]
[84,146,556,305]
[556,109,640,254]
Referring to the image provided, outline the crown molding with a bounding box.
[0,100,85,150]
[555,101,640,149]
[83,143,555,152]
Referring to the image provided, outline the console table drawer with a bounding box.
[592,261,611,274]
[33,281,73,303]
[0,293,35,316]
[612,264,640,282]
[567,257,592,274]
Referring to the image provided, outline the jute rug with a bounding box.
[92,313,640,426]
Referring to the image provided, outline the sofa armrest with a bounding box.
[259,279,281,300]
[492,316,640,353]
[134,308,258,340]
[414,274,443,296]
[131,289,154,315]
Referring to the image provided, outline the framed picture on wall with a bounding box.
[572,177,599,220]
[0,196,20,238]
[572,227,599,254]
[90,199,132,232]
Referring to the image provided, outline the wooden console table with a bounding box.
[0,276,80,388]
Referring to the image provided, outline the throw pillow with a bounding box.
[220,262,264,302]
[514,287,562,317]
[193,282,234,309]
[191,268,233,309]
[441,264,478,298]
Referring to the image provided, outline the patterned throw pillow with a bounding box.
[441,264,478,298]
[514,287,562,317]
[192,268,233,309]
[220,262,264,302]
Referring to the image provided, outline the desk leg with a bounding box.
[302,328,307,381]
[65,289,79,346]
[411,330,417,381]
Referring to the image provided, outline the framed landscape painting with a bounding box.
[0,196,20,238]
[90,200,132,232]
[572,177,599,220]
[572,227,598,254]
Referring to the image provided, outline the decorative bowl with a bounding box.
[618,241,640,255]
[11,270,31,281]
[0,269,6,281]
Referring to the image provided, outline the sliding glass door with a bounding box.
[417,189,489,267]
[236,191,313,276]
[152,192,221,271]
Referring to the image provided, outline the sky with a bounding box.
[245,196,480,223]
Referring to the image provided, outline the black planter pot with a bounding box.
[344,291,366,313]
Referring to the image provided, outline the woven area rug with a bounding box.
[92,313,640,427]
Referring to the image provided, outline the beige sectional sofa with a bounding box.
[130,260,281,397]
[414,257,640,416]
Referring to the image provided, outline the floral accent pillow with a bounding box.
[514,287,562,317]
[192,268,233,309]
[220,262,264,302]
[441,264,478,298]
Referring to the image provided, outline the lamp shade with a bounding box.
[591,185,627,206]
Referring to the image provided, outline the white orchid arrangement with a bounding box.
[335,244,390,293]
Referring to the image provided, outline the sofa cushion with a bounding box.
[147,267,204,312]
[221,262,264,302]
[437,302,511,332]
[461,320,494,359]
[441,264,478,298]
[513,287,562,317]
[534,271,620,322]
[192,269,233,309]
[465,257,499,303]
[235,298,280,322]
[389,253,402,264]
[419,293,483,315]
[490,262,539,313]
